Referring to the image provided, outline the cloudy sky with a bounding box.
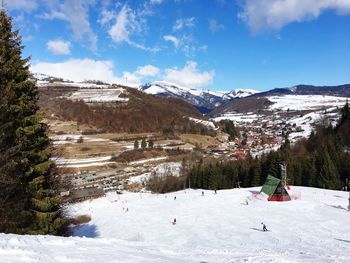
[6,0,350,91]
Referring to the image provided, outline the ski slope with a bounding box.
[1,187,350,262]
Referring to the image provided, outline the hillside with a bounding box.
[209,96,273,116]
[1,187,350,262]
[37,81,209,134]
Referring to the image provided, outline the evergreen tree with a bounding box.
[0,10,64,234]
[315,147,340,189]
[250,165,261,186]
[141,138,147,149]
[222,120,240,140]
[134,139,139,149]
[340,100,349,125]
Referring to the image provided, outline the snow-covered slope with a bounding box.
[140,81,258,112]
[212,94,348,143]
[1,187,350,262]
[64,88,129,103]
[267,95,348,111]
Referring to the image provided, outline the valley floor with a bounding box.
[1,187,350,262]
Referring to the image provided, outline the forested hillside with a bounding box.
[189,102,350,190]
[38,86,213,135]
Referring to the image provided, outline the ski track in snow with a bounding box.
[1,187,350,262]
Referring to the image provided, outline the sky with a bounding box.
[5,0,350,91]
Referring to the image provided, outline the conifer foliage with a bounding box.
[0,10,64,234]
[188,102,350,191]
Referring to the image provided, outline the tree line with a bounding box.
[188,102,350,191]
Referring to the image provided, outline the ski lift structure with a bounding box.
[260,163,291,202]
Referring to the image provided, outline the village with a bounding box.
[53,106,335,202]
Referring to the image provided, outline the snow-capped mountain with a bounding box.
[139,81,259,113]
[223,89,260,99]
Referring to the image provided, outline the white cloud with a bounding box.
[47,40,71,55]
[6,0,38,13]
[121,72,141,86]
[239,0,350,33]
[39,0,97,51]
[150,0,163,4]
[31,59,159,87]
[198,45,208,52]
[108,5,137,44]
[163,61,214,88]
[136,65,160,77]
[209,19,225,32]
[163,35,180,48]
[108,5,158,52]
[173,17,195,31]
[164,35,207,56]
[31,59,119,83]
[99,9,116,25]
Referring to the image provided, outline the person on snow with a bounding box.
[261,222,268,231]
[174,196,176,200]
[202,191,204,196]
[172,218,176,225]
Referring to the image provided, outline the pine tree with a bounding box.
[0,10,64,235]
[315,147,340,189]
[134,139,139,149]
[141,138,147,149]
[340,100,349,125]
[250,165,261,186]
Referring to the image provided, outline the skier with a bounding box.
[261,222,268,231]
[214,189,217,194]
[172,218,176,225]
[174,196,176,200]
[202,191,204,196]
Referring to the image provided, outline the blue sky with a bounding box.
[6,0,350,91]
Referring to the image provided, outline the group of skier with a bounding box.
[171,190,269,231]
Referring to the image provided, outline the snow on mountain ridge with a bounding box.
[225,88,260,98]
[140,81,259,111]
[140,81,225,97]
[140,81,258,99]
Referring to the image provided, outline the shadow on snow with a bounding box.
[71,224,99,238]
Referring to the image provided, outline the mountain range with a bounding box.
[33,73,350,117]
[139,81,258,113]
[251,84,350,97]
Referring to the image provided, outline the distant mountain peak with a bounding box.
[226,89,260,98]
[139,81,259,113]
[288,86,298,93]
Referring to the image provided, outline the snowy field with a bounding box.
[189,117,216,129]
[51,134,111,145]
[1,187,350,262]
[54,156,113,168]
[64,88,129,103]
[267,95,348,111]
[213,112,263,123]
